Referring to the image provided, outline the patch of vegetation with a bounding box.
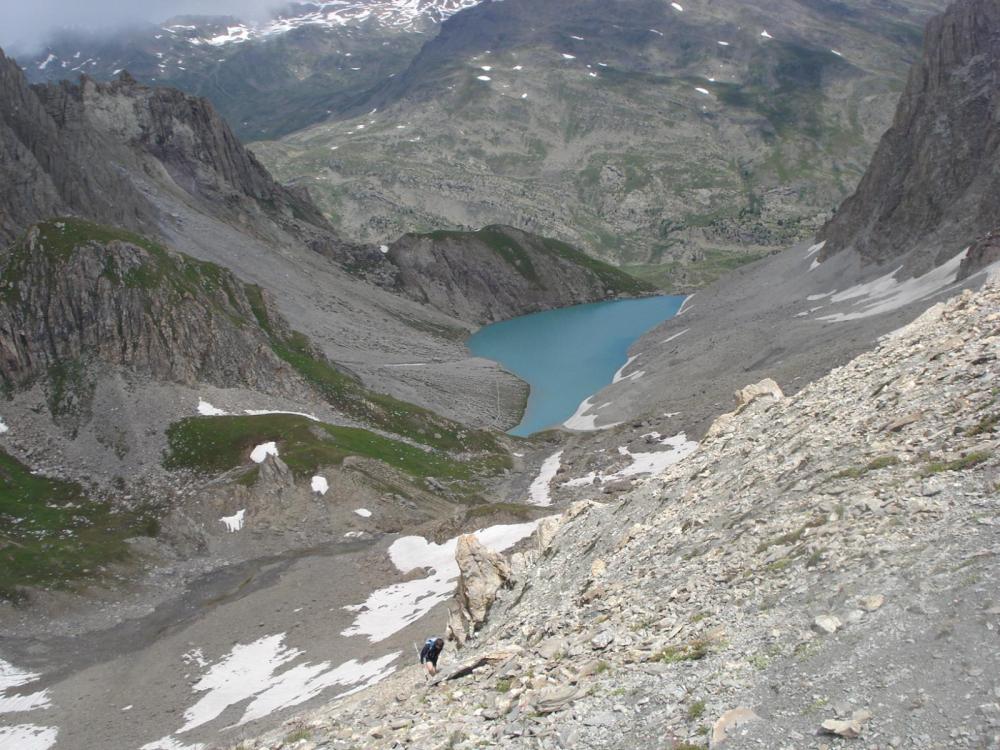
[624,248,771,292]
[832,454,900,479]
[687,699,707,720]
[164,414,488,481]
[45,358,93,422]
[0,450,156,602]
[660,638,712,663]
[968,413,999,436]
[755,518,824,553]
[282,728,312,744]
[3,219,247,311]
[922,451,991,476]
[495,679,511,693]
[714,43,845,139]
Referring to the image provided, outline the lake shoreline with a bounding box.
[467,295,687,436]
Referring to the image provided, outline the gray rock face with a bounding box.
[0,49,338,250]
[818,0,1000,274]
[387,225,654,324]
[0,51,158,245]
[0,223,298,396]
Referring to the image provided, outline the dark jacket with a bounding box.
[420,639,444,666]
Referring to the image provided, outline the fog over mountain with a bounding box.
[1,0,278,53]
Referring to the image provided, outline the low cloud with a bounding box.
[2,0,279,54]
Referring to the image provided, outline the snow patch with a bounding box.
[250,442,278,463]
[38,53,57,70]
[311,476,329,495]
[354,508,372,518]
[561,53,576,59]
[761,30,773,39]
[379,244,390,254]
[0,659,52,713]
[831,49,843,57]
[809,258,822,272]
[176,634,398,733]
[676,294,695,317]
[671,2,684,11]
[612,355,645,384]
[0,725,58,750]
[477,75,492,81]
[662,328,689,344]
[563,397,621,431]
[0,418,8,434]
[140,738,205,750]
[804,240,825,258]
[816,248,990,322]
[563,433,697,486]
[528,451,563,506]
[695,87,711,95]
[717,40,730,46]
[220,509,246,533]
[197,400,226,416]
[649,28,664,36]
[342,522,543,642]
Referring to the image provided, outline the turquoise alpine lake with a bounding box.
[467,295,687,436]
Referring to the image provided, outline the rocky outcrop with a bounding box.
[705,377,785,439]
[0,47,338,249]
[958,229,1000,281]
[447,534,513,646]
[0,50,157,245]
[817,0,1000,274]
[0,220,298,396]
[387,226,654,324]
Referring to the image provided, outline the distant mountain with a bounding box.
[253,0,949,285]
[22,1,484,140]
[553,0,1000,437]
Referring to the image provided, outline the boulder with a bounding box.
[446,535,513,646]
[812,614,843,635]
[734,378,784,411]
[821,710,872,738]
[711,707,762,747]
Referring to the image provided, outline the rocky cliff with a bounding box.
[817,0,1000,274]
[386,226,655,324]
[0,220,297,393]
[0,48,337,249]
[236,272,1000,750]
[0,50,157,245]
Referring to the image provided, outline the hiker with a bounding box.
[419,637,445,676]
